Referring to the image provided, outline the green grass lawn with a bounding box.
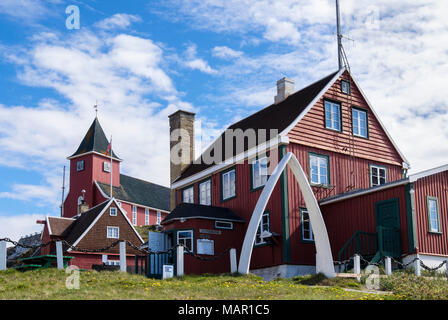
[0,269,397,300]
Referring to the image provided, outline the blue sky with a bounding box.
[0,0,447,241]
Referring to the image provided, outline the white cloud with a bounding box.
[95,14,141,30]
[183,44,217,74]
[0,214,45,244]
[0,0,54,20]
[212,46,243,59]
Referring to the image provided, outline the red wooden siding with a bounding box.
[320,185,409,260]
[175,160,284,269]
[287,71,403,167]
[413,171,448,256]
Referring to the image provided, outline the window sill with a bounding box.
[429,231,443,235]
[310,183,332,190]
[250,185,265,193]
[301,239,315,244]
[221,195,237,203]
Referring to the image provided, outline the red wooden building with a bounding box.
[164,68,448,278]
[38,118,170,269]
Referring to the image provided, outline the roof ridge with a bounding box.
[120,174,169,189]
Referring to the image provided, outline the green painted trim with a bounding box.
[369,164,388,187]
[220,166,237,202]
[181,185,195,203]
[197,177,212,205]
[254,211,273,248]
[324,99,343,133]
[351,106,370,140]
[426,196,442,234]
[279,145,291,263]
[308,152,331,187]
[299,208,315,244]
[405,184,416,253]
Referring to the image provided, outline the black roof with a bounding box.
[69,117,119,159]
[175,70,339,182]
[162,203,245,224]
[62,200,110,246]
[97,174,170,212]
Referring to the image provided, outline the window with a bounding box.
[370,165,387,187]
[110,207,117,216]
[177,230,193,252]
[325,100,342,132]
[199,180,211,205]
[251,157,268,190]
[103,161,111,172]
[107,226,119,239]
[341,80,351,95]
[221,168,236,201]
[182,186,194,204]
[427,197,441,233]
[156,211,161,225]
[309,154,329,186]
[76,160,85,172]
[132,206,137,225]
[301,209,314,242]
[255,212,270,246]
[145,208,149,226]
[215,221,233,230]
[117,201,121,207]
[352,108,368,138]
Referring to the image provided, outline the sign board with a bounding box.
[199,229,221,235]
[148,232,167,252]
[197,239,214,255]
[162,265,174,279]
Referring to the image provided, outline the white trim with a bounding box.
[67,198,144,251]
[67,150,122,162]
[279,69,345,136]
[319,179,409,206]
[370,165,388,187]
[46,216,76,236]
[171,135,289,189]
[347,72,410,168]
[94,180,170,213]
[46,216,53,236]
[106,226,120,239]
[409,164,448,182]
[214,221,233,230]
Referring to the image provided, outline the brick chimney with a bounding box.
[169,110,195,210]
[274,77,295,104]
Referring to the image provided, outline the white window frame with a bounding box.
[199,179,211,205]
[301,209,314,242]
[145,208,149,226]
[309,154,329,186]
[251,157,268,190]
[341,80,351,95]
[103,161,112,173]
[107,226,119,239]
[132,206,137,225]
[370,165,387,187]
[324,100,342,132]
[177,230,193,252]
[215,221,233,230]
[255,212,270,246]
[76,160,84,172]
[352,108,368,138]
[182,186,194,204]
[222,169,236,200]
[110,207,117,216]
[156,211,161,225]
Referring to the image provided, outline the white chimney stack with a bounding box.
[274,77,295,104]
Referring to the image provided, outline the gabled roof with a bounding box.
[162,203,245,224]
[174,70,340,183]
[64,198,144,250]
[68,117,120,160]
[47,216,75,236]
[96,174,171,212]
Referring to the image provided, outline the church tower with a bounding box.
[63,117,121,218]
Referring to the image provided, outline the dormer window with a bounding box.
[76,160,85,172]
[341,80,351,95]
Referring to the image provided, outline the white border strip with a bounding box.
[409,164,448,182]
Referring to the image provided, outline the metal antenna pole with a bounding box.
[61,165,66,217]
[336,0,343,70]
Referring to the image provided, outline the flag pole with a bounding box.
[110,136,113,199]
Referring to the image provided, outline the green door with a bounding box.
[375,198,401,258]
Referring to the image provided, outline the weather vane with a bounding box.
[93,101,99,117]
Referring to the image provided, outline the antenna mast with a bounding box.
[60,165,66,217]
[336,0,343,70]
